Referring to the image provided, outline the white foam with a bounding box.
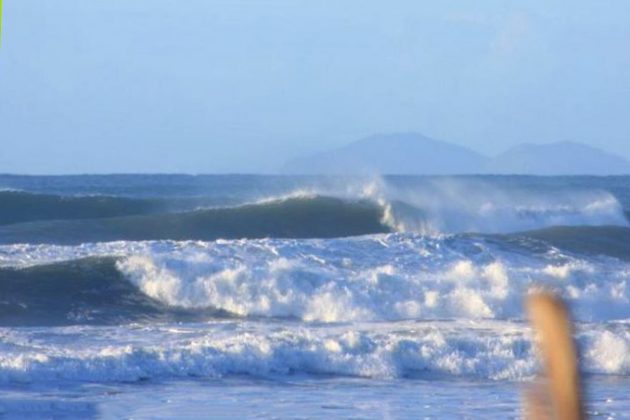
[373,179,629,234]
[187,176,630,235]
[583,329,630,374]
[0,241,154,268]
[0,320,628,384]
[252,189,320,205]
[0,320,539,383]
[115,236,630,323]
[2,233,630,323]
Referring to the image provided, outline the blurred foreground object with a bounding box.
[525,292,584,420]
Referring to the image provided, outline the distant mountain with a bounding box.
[282,134,630,175]
[487,142,630,175]
[282,133,488,175]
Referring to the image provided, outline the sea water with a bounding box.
[0,174,629,418]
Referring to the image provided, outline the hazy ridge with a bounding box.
[283,133,630,175]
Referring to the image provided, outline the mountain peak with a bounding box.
[282,133,487,175]
[489,142,630,175]
[282,134,630,175]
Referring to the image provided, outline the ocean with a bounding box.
[0,174,629,418]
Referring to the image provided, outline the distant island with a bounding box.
[282,133,630,175]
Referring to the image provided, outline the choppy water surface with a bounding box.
[1,174,629,418]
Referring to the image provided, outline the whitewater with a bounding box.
[1,174,630,418]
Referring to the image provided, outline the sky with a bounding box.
[1,0,629,174]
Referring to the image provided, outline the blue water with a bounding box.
[1,174,629,418]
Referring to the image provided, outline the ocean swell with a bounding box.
[0,191,162,226]
[0,196,389,245]
[1,180,628,245]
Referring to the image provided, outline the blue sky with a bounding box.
[1,0,629,173]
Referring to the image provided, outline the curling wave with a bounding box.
[0,191,628,245]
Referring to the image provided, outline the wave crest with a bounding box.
[2,232,630,325]
[111,233,630,324]
[360,178,629,234]
[0,179,628,244]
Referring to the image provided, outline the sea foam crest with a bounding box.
[357,178,629,234]
[0,321,628,383]
[2,234,629,324]
[253,177,629,235]
[114,235,630,323]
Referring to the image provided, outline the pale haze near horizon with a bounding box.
[0,0,629,174]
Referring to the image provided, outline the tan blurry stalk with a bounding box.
[525,292,584,420]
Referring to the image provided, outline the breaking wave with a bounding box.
[0,182,628,244]
[2,176,630,388]
[0,257,226,326]
[2,233,630,326]
[368,178,629,234]
[0,320,628,383]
